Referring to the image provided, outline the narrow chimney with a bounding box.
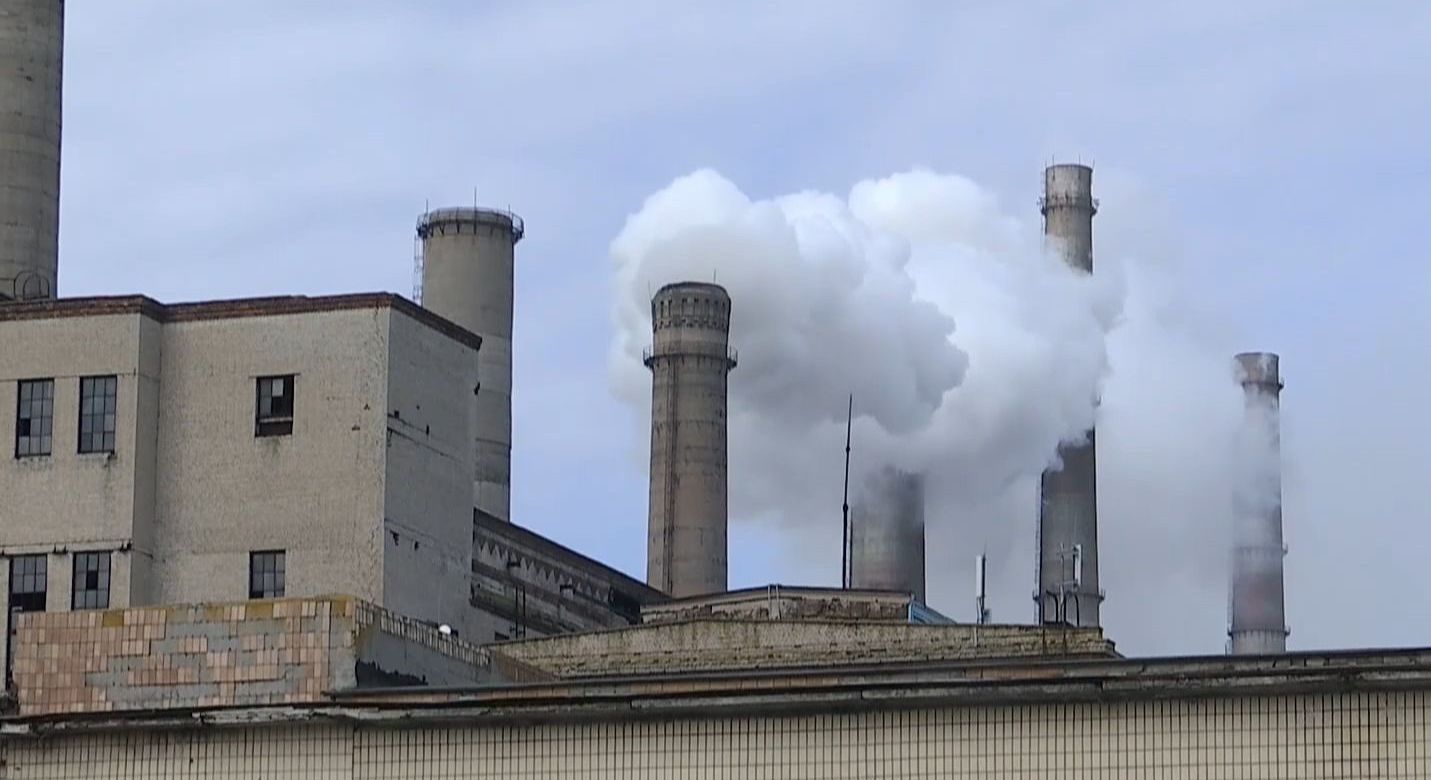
[1229,352,1288,654]
[416,207,524,521]
[1035,164,1102,627]
[645,282,736,597]
[849,466,926,602]
[0,0,64,300]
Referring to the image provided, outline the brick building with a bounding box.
[0,294,662,681]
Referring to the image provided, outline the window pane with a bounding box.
[16,380,54,457]
[71,552,111,610]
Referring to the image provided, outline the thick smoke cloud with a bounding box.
[610,168,1256,655]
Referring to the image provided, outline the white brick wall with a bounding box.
[0,297,481,650]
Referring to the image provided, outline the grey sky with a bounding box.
[58,2,1431,655]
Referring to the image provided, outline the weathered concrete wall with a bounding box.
[381,308,480,637]
[496,620,1113,678]
[0,0,63,300]
[640,587,914,624]
[417,208,521,522]
[152,307,389,605]
[646,282,735,597]
[11,596,502,716]
[470,512,659,642]
[1036,163,1102,628]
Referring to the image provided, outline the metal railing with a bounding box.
[642,343,739,367]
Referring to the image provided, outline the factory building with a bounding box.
[3,596,1428,777]
[0,293,662,678]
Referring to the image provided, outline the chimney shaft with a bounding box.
[416,207,524,521]
[645,281,736,597]
[849,467,926,602]
[1229,351,1288,654]
[1035,163,1102,627]
[0,0,63,300]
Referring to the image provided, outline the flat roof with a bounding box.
[0,293,482,351]
[7,645,1431,733]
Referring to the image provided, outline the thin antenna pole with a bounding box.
[841,394,853,589]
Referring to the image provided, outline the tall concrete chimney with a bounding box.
[849,466,926,602]
[0,0,63,300]
[416,207,523,521]
[1229,351,1288,654]
[1035,163,1102,627]
[645,281,736,597]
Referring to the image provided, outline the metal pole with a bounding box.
[841,394,853,588]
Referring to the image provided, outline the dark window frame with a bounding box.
[71,552,112,610]
[8,554,47,612]
[78,375,118,454]
[248,551,286,599]
[15,379,55,458]
[255,375,295,437]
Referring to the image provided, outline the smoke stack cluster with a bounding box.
[1229,352,1288,654]
[0,0,64,300]
[1035,164,1103,627]
[848,466,927,601]
[416,207,524,522]
[645,281,737,597]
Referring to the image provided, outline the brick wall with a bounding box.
[11,596,502,716]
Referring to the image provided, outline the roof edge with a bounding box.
[0,293,483,352]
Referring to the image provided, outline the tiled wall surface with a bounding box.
[11,597,361,715]
[4,689,1429,777]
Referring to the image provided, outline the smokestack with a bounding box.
[849,466,926,602]
[1035,163,1102,627]
[1229,351,1288,654]
[645,281,736,597]
[416,207,524,521]
[0,0,63,301]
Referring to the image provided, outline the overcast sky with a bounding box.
[59,2,1431,656]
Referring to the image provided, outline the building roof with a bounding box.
[473,511,665,603]
[8,646,1431,733]
[0,292,483,351]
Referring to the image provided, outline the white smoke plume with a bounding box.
[610,168,1256,655]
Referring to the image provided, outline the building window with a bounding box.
[71,552,111,610]
[255,375,295,437]
[15,379,54,457]
[249,551,285,599]
[78,376,118,454]
[8,555,47,612]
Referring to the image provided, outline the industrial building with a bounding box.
[0,293,663,666]
[2,596,1427,777]
[0,1,1356,776]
